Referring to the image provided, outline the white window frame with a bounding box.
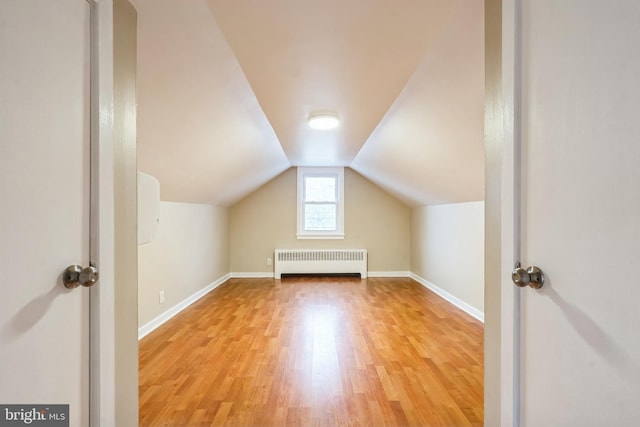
[297,167,345,239]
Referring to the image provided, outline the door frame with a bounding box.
[485,0,519,426]
[88,1,116,426]
[500,0,519,425]
[89,0,519,425]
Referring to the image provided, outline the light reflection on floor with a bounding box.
[304,303,343,404]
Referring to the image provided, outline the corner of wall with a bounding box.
[138,201,231,328]
[409,201,485,321]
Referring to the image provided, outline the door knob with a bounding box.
[63,263,99,289]
[511,262,545,289]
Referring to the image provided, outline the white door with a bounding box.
[0,1,92,425]
[512,1,640,426]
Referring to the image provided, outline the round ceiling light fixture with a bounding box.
[308,111,340,130]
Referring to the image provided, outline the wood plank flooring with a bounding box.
[139,277,483,426]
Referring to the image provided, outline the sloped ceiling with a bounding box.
[133,0,484,207]
[135,0,290,206]
[352,0,485,205]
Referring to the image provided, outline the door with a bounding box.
[0,0,92,425]
[510,1,640,426]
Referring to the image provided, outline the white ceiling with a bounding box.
[133,0,484,207]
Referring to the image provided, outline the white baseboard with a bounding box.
[409,273,484,323]
[367,271,411,278]
[138,273,231,340]
[230,272,275,278]
[137,272,483,340]
[229,271,410,279]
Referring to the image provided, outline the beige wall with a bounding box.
[230,167,411,273]
[411,202,485,313]
[113,0,138,424]
[138,201,229,326]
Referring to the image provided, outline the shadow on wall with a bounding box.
[2,279,69,340]
[543,284,634,383]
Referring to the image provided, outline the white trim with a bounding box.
[367,271,411,278]
[501,0,519,425]
[136,272,485,344]
[230,272,275,279]
[230,271,411,279]
[138,274,231,340]
[90,1,115,426]
[296,234,345,240]
[410,273,485,323]
[297,167,345,239]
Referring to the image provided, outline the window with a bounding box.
[297,167,344,239]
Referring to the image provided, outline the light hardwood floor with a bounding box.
[139,277,483,426]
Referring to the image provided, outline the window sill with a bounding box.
[297,233,345,240]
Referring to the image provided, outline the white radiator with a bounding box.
[274,249,368,279]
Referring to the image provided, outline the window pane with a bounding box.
[304,204,337,231]
[305,176,336,202]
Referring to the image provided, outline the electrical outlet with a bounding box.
[159,290,165,304]
[267,257,272,266]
